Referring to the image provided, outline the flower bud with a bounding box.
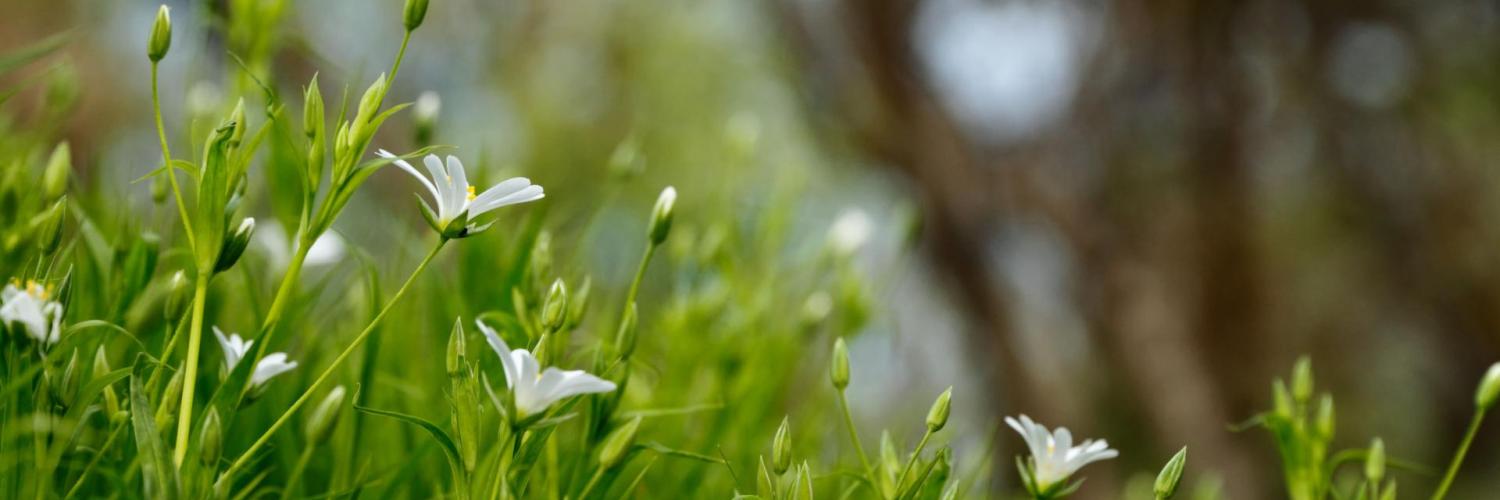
[926,386,952,432]
[1154,447,1187,499]
[353,74,387,133]
[648,186,676,246]
[801,292,832,332]
[607,137,644,180]
[613,302,639,359]
[1477,362,1500,411]
[414,91,440,144]
[566,276,591,330]
[32,197,67,254]
[94,347,122,418]
[304,77,325,139]
[43,142,70,200]
[1315,394,1335,440]
[541,279,568,332]
[830,337,850,390]
[164,270,190,320]
[772,416,792,475]
[151,175,169,204]
[227,99,247,147]
[404,0,430,31]
[1272,379,1292,419]
[199,408,222,464]
[214,218,255,273]
[1365,437,1385,484]
[148,5,172,62]
[599,416,642,469]
[155,370,183,429]
[57,349,81,405]
[1291,357,1313,404]
[305,385,347,445]
[446,319,466,375]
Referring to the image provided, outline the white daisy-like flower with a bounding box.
[1,279,64,346]
[476,319,616,419]
[1006,414,1118,492]
[377,149,544,237]
[214,327,299,388]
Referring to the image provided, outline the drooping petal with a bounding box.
[378,149,439,203]
[543,369,616,400]
[477,320,518,389]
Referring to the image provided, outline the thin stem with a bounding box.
[623,244,656,310]
[217,239,447,489]
[280,446,315,500]
[1431,408,1487,500]
[63,423,125,500]
[147,314,190,398]
[388,31,412,87]
[837,389,875,489]
[894,429,934,494]
[172,275,210,467]
[150,62,196,252]
[576,468,606,500]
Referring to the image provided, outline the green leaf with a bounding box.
[354,403,468,488]
[130,355,178,500]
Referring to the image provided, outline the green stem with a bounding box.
[260,237,311,335]
[894,429,934,494]
[280,446,316,500]
[576,467,606,500]
[63,423,125,500]
[623,244,656,310]
[837,389,875,491]
[150,62,196,253]
[216,239,447,489]
[388,31,412,88]
[171,275,210,467]
[147,313,190,399]
[1431,408,1487,500]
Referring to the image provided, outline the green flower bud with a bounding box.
[1378,480,1397,500]
[403,0,430,31]
[43,142,70,200]
[214,217,254,273]
[1154,447,1187,499]
[31,196,67,254]
[614,302,638,360]
[303,76,324,139]
[1477,362,1500,411]
[772,416,792,475]
[151,175,169,204]
[926,386,952,432]
[1365,437,1385,484]
[1272,379,1292,419]
[607,136,644,180]
[93,346,121,419]
[566,276,591,330]
[163,271,190,320]
[1291,357,1313,404]
[351,74,387,141]
[305,385,347,445]
[228,99,247,147]
[831,337,850,390]
[57,349,80,405]
[1315,394,1335,440]
[199,408,222,464]
[446,318,466,375]
[599,416,642,469]
[541,279,568,332]
[648,186,676,246]
[148,5,172,62]
[155,370,183,430]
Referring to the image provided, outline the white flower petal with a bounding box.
[446,155,470,213]
[378,149,440,203]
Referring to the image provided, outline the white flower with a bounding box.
[1006,414,1117,491]
[414,91,441,123]
[214,327,298,388]
[255,221,346,270]
[828,209,872,256]
[476,319,616,418]
[377,150,544,235]
[1,279,63,345]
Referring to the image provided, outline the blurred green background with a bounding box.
[5,0,1500,497]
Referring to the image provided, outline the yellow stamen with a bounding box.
[467,185,476,202]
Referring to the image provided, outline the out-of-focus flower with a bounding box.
[255,221,346,270]
[378,150,543,238]
[214,327,298,388]
[1006,414,1117,494]
[828,209,872,256]
[476,319,615,418]
[1,279,63,345]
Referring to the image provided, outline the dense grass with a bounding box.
[2,1,1499,499]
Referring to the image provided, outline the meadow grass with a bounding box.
[1,1,1499,499]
